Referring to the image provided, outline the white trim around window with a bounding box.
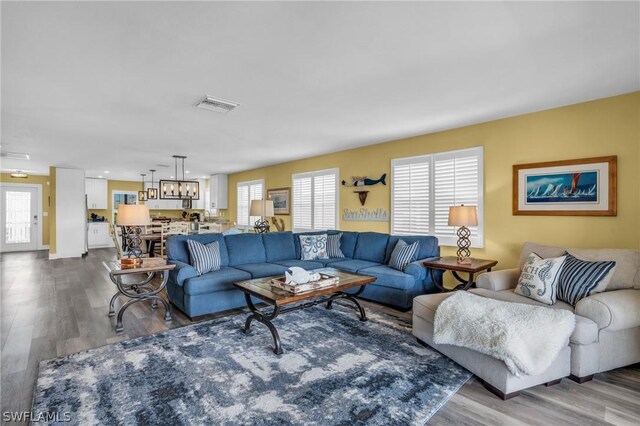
[391,146,484,248]
[291,168,339,232]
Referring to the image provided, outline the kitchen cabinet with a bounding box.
[88,222,113,248]
[191,179,207,210]
[209,174,228,209]
[85,178,108,209]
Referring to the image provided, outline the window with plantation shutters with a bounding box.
[292,168,338,231]
[236,179,264,227]
[391,147,483,247]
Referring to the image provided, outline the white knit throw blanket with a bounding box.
[434,291,575,376]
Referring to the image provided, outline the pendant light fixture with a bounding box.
[147,169,158,199]
[138,173,147,202]
[159,155,200,200]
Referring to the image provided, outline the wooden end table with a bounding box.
[103,258,176,332]
[423,256,498,292]
[233,268,376,355]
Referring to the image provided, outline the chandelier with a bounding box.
[159,155,200,200]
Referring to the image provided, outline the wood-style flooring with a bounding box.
[1,249,639,425]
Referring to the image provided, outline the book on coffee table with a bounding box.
[270,272,339,294]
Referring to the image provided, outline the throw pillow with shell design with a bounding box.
[299,234,329,260]
[514,252,567,305]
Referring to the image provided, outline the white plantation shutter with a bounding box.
[391,147,483,247]
[293,169,338,231]
[236,180,264,227]
[293,176,312,230]
[391,157,430,235]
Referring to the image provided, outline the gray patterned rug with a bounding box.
[33,304,470,425]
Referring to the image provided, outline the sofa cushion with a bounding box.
[167,233,229,267]
[354,232,389,263]
[557,253,616,306]
[262,232,296,262]
[519,242,639,290]
[358,265,414,291]
[183,266,251,296]
[339,231,359,258]
[317,257,353,266]
[225,233,266,266]
[233,262,289,278]
[273,259,324,270]
[413,292,453,323]
[330,259,382,273]
[385,235,439,263]
[294,230,339,259]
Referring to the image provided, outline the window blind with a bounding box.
[293,169,338,231]
[391,147,483,247]
[236,180,264,227]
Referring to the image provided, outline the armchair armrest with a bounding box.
[476,268,520,291]
[168,260,198,286]
[575,289,640,331]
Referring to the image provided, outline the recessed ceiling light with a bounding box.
[98,175,103,178]
[185,171,190,174]
[104,171,109,174]
[202,176,207,179]
[170,176,174,179]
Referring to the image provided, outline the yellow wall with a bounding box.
[0,172,52,247]
[228,92,640,269]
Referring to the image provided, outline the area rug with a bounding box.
[33,304,470,425]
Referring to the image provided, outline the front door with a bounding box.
[1,186,39,252]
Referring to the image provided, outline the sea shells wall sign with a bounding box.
[342,208,389,221]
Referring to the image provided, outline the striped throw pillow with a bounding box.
[557,253,616,306]
[326,233,345,258]
[388,240,420,271]
[187,239,222,275]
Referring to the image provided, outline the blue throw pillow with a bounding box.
[388,239,420,271]
[557,253,616,306]
[326,233,345,258]
[187,239,222,275]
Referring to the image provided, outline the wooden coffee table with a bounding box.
[233,267,376,355]
[423,256,498,292]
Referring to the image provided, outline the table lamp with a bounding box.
[116,204,151,265]
[250,200,274,234]
[448,205,478,264]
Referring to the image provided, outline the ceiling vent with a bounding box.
[194,96,239,113]
[0,151,30,160]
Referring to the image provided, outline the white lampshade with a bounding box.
[116,204,151,226]
[448,205,478,227]
[249,199,274,217]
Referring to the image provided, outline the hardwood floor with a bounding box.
[1,249,639,425]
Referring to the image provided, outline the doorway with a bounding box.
[1,185,41,252]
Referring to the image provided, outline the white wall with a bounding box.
[55,168,86,258]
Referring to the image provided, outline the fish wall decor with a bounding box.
[341,173,387,187]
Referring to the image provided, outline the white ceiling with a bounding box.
[2,1,639,181]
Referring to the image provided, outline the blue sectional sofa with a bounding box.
[166,230,441,318]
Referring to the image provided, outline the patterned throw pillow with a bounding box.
[299,234,329,260]
[187,240,222,275]
[514,252,566,305]
[388,239,420,271]
[326,233,345,258]
[557,253,616,306]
